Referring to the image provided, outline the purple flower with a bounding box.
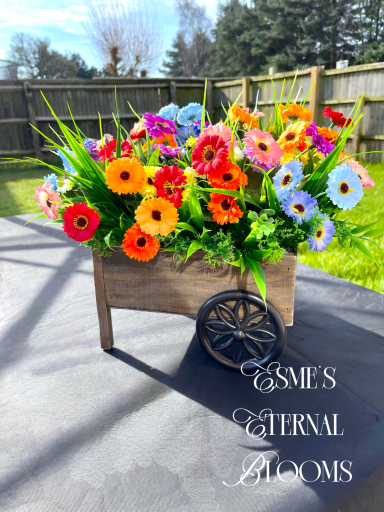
[306,123,335,157]
[308,215,335,252]
[143,113,176,138]
[281,190,318,225]
[155,144,185,159]
[175,122,208,145]
[84,139,99,161]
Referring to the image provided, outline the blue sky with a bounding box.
[0,0,219,76]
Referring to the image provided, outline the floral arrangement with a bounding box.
[30,82,382,302]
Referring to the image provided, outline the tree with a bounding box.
[83,0,162,77]
[353,0,384,63]
[6,33,97,79]
[161,0,212,77]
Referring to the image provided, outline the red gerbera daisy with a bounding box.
[153,165,187,208]
[322,107,352,128]
[99,140,117,162]
[130,120,146,141]
[192,134,229,176]
[121,140,133,158]
[63,203,100,242]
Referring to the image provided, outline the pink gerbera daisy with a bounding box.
[243,129,283,172]
[199,122,233,148]
[346,158,375,189]
[34,182,61,219]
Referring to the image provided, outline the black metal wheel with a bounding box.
[196,290,286,371]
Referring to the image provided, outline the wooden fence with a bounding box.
[1,61,383,163]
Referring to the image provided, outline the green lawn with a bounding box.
[298,163,384,293]
[0,164,47,218]
[1,162,383,294]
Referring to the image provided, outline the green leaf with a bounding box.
[354,239,379,265]
[104,227,123,249]
[248,248,273,260]
[363,227,384,238]
[201,227,212,242]
[240,257,246,277]
[351,220,383,234]
[186,240,203,260]
[147,146,160,166]
[177,200,190,223]
[189,180,204,229]
[43,219,64,226]
[261,170,281,214]
[243,231,257,248]
[25,213,48,225]
[245,257,266,303]
[192,186,261,209]
[229,258,241,267]
[176,222,200,236]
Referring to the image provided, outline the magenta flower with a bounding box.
[306,123,335,157]
[143,113,176,138]
[155,144,185,159]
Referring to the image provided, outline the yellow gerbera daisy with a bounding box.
[277,121,308,152]
[106,157,146,195]
[140,166,159,197]
[135,197,179,236]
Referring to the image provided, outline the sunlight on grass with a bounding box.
[0,164,46,218]
[298,163,384,294]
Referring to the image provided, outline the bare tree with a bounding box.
[83,0,162,77]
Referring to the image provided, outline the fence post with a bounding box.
[351,96,365,157]
[309,66,324,124]
[206,79,213,120]
[242,77,250,110]
[169,81,177,105]
[23,81,42,160]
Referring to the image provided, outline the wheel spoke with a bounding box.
[215,304,236,329]
[212,334,234,351]
[246,330,276,343]
[239,300,251,330]
[244,339,265,359]
[205,324,233,335]
[231,340,246,363]
[245,314,270,332]
[233,300,244,329]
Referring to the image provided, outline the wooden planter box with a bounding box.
[92,248,297,350]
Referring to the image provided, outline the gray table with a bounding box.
[0,214,383,512]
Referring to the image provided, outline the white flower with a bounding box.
[184,166,206,179]
[234,145,244,161]
[57,178,75,194]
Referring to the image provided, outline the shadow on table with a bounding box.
[107,306,384,511]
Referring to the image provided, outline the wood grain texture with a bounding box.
[97,248,297,326]
[92,250,114,350]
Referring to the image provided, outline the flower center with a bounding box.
[222,172,233,182]
[74,215,88,230]
[281,173,292,186]
[165,182,174,197]
[316,228,324,240]
[339,181,354,195]
[46,199,52,208]
[285,132,296,141]
[136,236,147,248]
[120,171,130,181]
[151,210,162,221]
[202,146,216,162]
[291,203,305,215]
[258,142,268,151]
[147,177,154,185]
[155,121,168,128]
[221,199,231,211]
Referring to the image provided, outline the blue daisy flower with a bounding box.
[58,149,77,175]
[43,173,58,191]
[175,122,202,144]
[326,164,363,210]
[159,103,179,120]
[282,190,318,225]
[308,216,335,252]
[272,160,304,201]
[177,103,203,125]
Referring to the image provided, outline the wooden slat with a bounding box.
[100,249,297,326]
[29,83,169,90]
[321,62,384,76]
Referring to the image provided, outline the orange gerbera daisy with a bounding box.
[208,161,248,190]
[277,121,308,152]
[279,103,312,123]
[135,197,179,236]
[153,133,177,147]
[229,105,250,124]
[243,111,264,130]
[207,193,243,225]
[106,157,146,194]
[317,127,339,143]
[122,223,160,262]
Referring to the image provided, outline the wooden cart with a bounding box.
[92,248,297,371]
